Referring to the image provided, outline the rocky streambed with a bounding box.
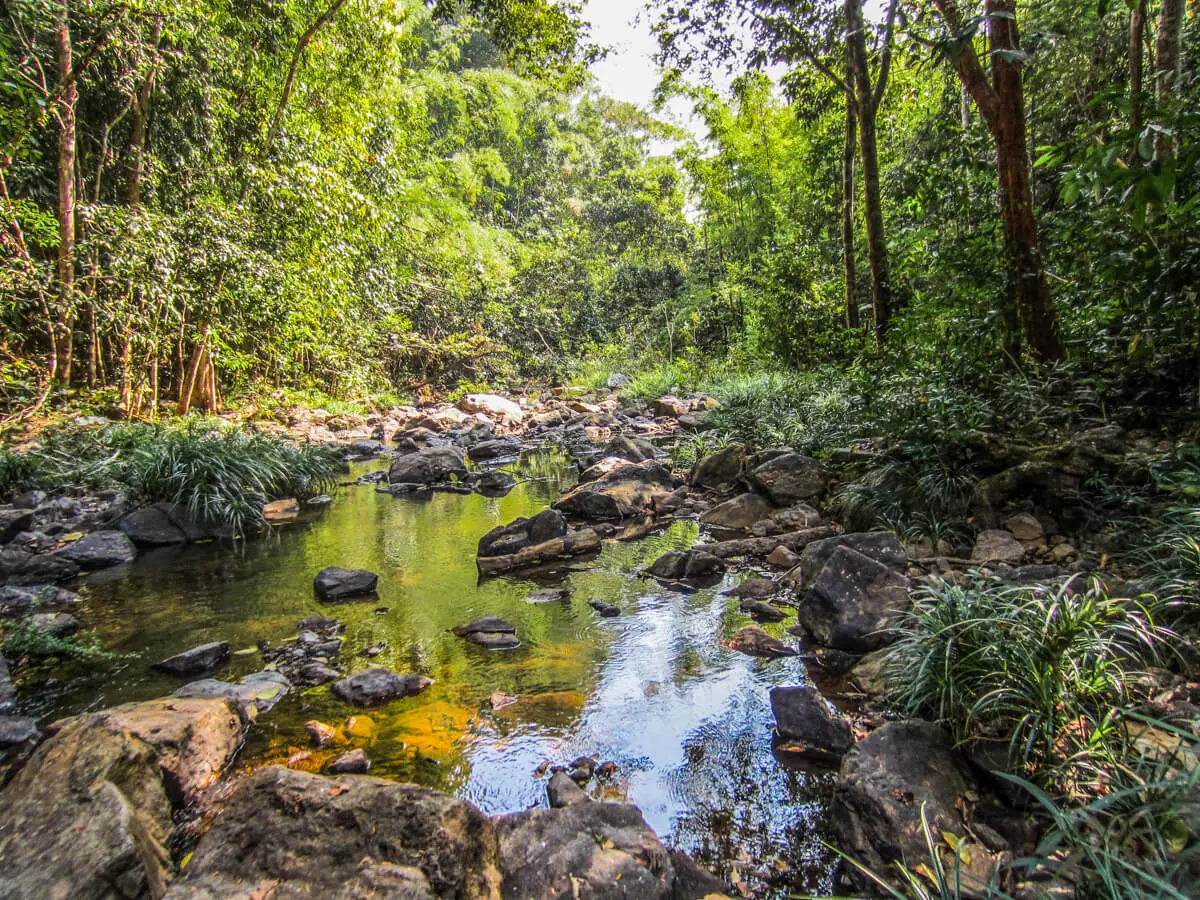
[2,389,1168,898]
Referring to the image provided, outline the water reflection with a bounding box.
[17,448,838,897]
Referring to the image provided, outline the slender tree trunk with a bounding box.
[127,16,163,207]
[1153,0,1185,164]
[54,0,77,384]
[1130,0,1147,137]
[842,84,859,330]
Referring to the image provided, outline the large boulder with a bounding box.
[0,584,80,618]
[831,721,1005,893]
[495,801,724,900]
[646,549,727,581]
[796,531,906,589]
[700,492,774,531]
[796,547,911,651]
[331,668,433,707]
[457,393,524,426]
[552,461,675,521]
[0,547,79,585]
[118,504,188,546]
[152,641,230,677]
[971,529,1027,564]
[0,509,34,544]
[468,437,521,461]
[603,435,657,463]
[478,510,568,558]
[770,686,854,756]
[54,530,136,569]
[388,446,468,486]
[748,452,828,505]
[163,766,502,899]
[689,444,746,490]
[314,566,379,602]
[0,698,241,900]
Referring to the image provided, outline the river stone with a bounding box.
[262,498,300,522]
[28,611,79,637]
[328,748,370,774]
[796,532,907,589]
[646,549,727,581]
[348,439,386,456]
[725,577,778,600]
[152,641,230,676]
[588,600,621,617]
[604,435,657,463]
[458,392,524,426]
[465,631,521,650]
[162,766,502,900]
[0,584,81,618]
[331,668,433,707]
[767,545,802,568]
[54,530,136,569]
[314,566,379,602]
[452,615,517,637]
[0,715,39,747]
[797,547,911,651]
[725,625,797,658]
[831,720,1005,893]
[478,509,568,557]
[740,599,786,621]
[749,452,828,505]
[0,509,34,544]
[118,504,188,546]
[770,686,854,756]
[552,461,675,521]
[972,529,1027,563]
[0,547,80,585]
[0,697,240,900]
[701,492,774,531]
[496,800,722,900]
[546,770,590,808]
[468,437,521,461]
[0,653,13,714]
[690,444,746,490]
[388,446,468,486]
[475,471,518,497]
[174,670,292,719]
[1003,512,1045,541]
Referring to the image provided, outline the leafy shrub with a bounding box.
[2,621,122,663]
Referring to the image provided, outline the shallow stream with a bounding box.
[20,450,838,896]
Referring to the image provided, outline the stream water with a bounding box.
[18,449,839,896]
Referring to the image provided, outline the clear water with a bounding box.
[15,449,837,896]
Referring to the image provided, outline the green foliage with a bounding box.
[3,421,341,535]
[2,621,122,663]
[885,577,1174,780]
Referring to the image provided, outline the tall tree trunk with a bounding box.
[842,84,859,330]
[1153,0,1185,164]
[1130,0,1147,137]
[127,16,163,207]
[932,0,1065,361]
[54,0,77,384]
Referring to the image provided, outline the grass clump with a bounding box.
[1,420,341,536]
[2,621,122,663]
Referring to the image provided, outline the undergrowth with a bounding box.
[2,621,123,663]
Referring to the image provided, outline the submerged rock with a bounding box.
[328,748,370,774]
[588,600,621,617]
[387,445,468,486]
[54,530,136,569]
[478,510,567,558]
[152,641,230,677]
[475,471,517,496]
[452,615,517,637]
[724,625,797,658]
[162,766,502,899]
[0,547,79,585]
[740,599,786,621]
[313,566,379,602]
[330,668,433,707]
[174,670,292,718]
[770,686,854,756]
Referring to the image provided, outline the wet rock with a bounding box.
[478,509,567,558]
[604,435,658,463]
[0,584,81,618]
[832,720,1005,893]
[797,547,911,651]
[523,588,570,604]
[9,490,47,510]
[0,698,240,900]
[971,529,1026,564]
[468,437,521,461]
[770,686,854,756]
[306,494,333,506]
[1004,513,1044,541]
[547,770,590,808]
[331,668,433,707]
[0,715,39,747]
[388,445,468,486]
[465,631,522,650]
[152,641,230,676]
[452,615,517,637]
[588,600,621,617]
[347,439,386,457]
[796,532,907,589]
[767,545,802,568]
[262,498,300,522]
[689,444,746,490]
[458,392,524,426]
[0,548,80,585]
[306,720,338,746]
[725,577,778,600]
[0,508,34,544]
[849,649,889,697]
[328,748,370,774]
[162,766,501,899]
[28,611,79,637]
[297,662,340,685]
[740,599,786,621]
[552,460,675,521]
[174,670,292,718]
[475,471,517,496]
[313,566,379,602]
[118,504,188,546]
[0,654,13,714]
[496,800,720,900]
[647,549,727,581]
[725,625,797,658]
[54,530,136,569]
[700,492,774,531]
[748,452,828,505]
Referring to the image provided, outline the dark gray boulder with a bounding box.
[118,505,188,546]
[0,509,34,544]
[468,437,521,461]
[646,549,727,581]
[478,509,567,557]
[603,435,657,463]
[152,641,230,677]
[161,766,501,899]
[465,631,521,650]
[0,584,80,618]
[452,615,517,637]
[748,452,828,505]
[740,599,786,621]
[388,446,467,486]
[0,548,80,586]
[546,770,590,808]
[701,492,774,531]
[347,439,385,456]
[690,444,746,490]
[54,530,136,569]
[313,566,378,602]
[0,715,39,748]
[797,547,911,651]
[796,531,907,589]
[770,686,854,755]
[475,471,518,496]
[330,668,433,707]
[552,461,675,521]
